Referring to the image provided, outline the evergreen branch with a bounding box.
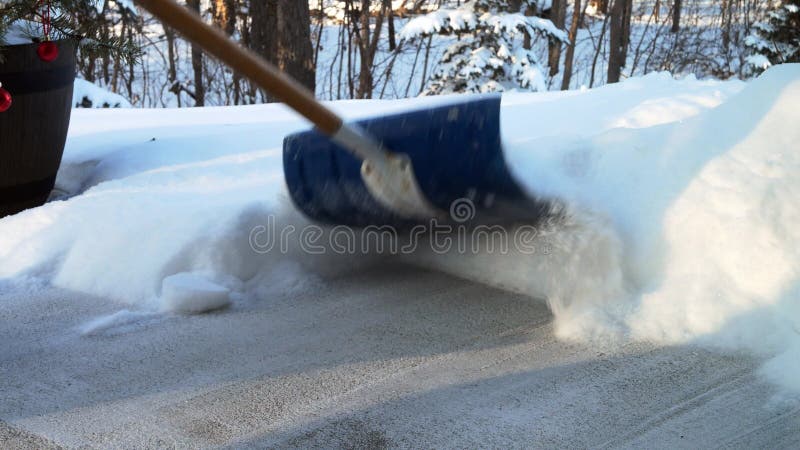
[1,0,142,64]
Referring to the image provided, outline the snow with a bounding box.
[747,53,773,71]
[1,66,800,396]
[1,20,36,46]
[80,309,159,336]
[399,8,478,38]
[83,0,136,14]
[399,3,566,94]
[501,65,800,394]
[399,5,566,41]
[111,0,136,13]
[159,272,231,314]
[73,78,132,108]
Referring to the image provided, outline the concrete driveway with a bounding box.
[1,264,797,448]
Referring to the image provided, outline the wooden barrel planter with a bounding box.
[0,39,76,218]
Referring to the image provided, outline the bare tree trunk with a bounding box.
[419,34,432,95]
[336,21,345,99]
[100,0,111,84]
[355,0,372,98]
[721,0,733,52]
[548,0,567,76]
[346,1,355,99]
[277,0,316,92]
[354,0,387,98]
[225,0,237,35]
[404,40,423,97]
[590,10,610,87]
[249,0,278,101]
[561,0,582,90]
[249,0,277,61]
[212,0,237,35]
[621,0,632,56]
[671,0,682,32]
[165,28,177,84]
[386,0,397,51]
[187,0,205,106]
[607,0,632,83]
[313,0,325,68]
[127,25,135,103]
[112,18,123,91]
[165,26,181,107]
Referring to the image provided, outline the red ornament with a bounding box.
[0,87,11,113]
[36,0,57,62]
[37,41,59,62]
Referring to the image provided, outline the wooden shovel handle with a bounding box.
[135,0,343,135]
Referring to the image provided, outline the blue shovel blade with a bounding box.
[283,95,551,227]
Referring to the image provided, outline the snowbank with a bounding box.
[3,68,799,394]
[444,64,800,394]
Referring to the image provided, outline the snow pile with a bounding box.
[0,73,733,310]
[457,64,800,393]
[0,103,300,313]
[73,78,132,108]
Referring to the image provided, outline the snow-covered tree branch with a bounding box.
[400,0,567,94]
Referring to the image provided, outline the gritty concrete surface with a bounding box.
[0,420,62,449]
[1,263,798,449]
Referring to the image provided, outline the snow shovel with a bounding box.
[136,0,551,226]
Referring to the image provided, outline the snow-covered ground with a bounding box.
[1,66,800,447]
